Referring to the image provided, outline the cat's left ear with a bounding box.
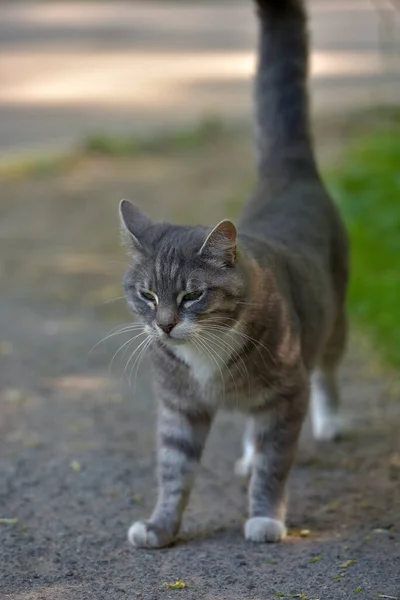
[199,220,237,266]
[119,199,152,256]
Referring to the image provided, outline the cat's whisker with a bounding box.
[201,323,272,376]
[132,337,154,392]
[106,260,130,267]
[124,336,153,389]
[102,295,127,305]
[205,334,242,409]
[123,339,145,377]
[120,333,142,363]
[202,322,276,366]
[199,332,241,407]
[235,301,262,307]
[109,331,147,377]
[89,323,146,355]
[197,332,240,406]
[201,329,251,398]
[206,325,267,376]
[201,316,239,327]
[193,335,226,405]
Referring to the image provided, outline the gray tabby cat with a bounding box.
[119,0,349,548]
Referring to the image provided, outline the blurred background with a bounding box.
[1,2,400,599]
[1,0,400,156]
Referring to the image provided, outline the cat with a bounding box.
[119,0,349,548]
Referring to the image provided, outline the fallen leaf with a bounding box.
[300,529,311,537]
[70,460,82,472]
[163,580,194,590]
[0,518,18,525]
[364,536,372,541]
[332,573,345,580]
[355,587,363,594]
[288,528,312,538]
[266,559,277,564]
[340,559,357,568]
[309,555,322,564]
[24,440,39,448]
[133,493,143,504]
[373,529,390,535]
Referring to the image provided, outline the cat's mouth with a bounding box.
[157,332,189,346]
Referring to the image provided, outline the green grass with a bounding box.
[326,125,400,367]
[83,116,228,156]
[0,116,231,181]
[0,152,81,181]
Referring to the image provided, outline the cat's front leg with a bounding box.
[128,402,213,548]
[245,386,308,543]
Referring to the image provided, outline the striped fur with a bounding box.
[122,0,349,548]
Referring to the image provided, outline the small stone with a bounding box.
[70,460,82,472]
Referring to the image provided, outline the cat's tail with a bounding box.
[254,0,316,175]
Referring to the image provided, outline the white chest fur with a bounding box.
[171,330,244,387]
[172,342,220,385]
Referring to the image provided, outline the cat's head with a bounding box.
[119,200,246,345]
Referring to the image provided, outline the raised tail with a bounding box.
[254,0,316,174]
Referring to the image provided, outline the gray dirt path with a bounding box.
[0,125,399,599]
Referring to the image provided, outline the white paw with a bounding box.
[313,415,344,441]
[244,517,286,543]
[127,521,171,549]
[234,456,253,478]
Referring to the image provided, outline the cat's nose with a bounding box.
[159,323,175,335]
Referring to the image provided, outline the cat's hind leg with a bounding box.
[310,368,342,441]
[234,418,255,478]
[311,312,347,441]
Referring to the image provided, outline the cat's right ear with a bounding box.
[119,199,152,257]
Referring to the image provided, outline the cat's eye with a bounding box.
[182,290,204,303]
[140,290,156,303]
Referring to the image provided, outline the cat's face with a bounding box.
[120,200,245,345]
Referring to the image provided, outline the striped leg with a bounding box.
[128,403,213,548]
[245,388,308,543]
